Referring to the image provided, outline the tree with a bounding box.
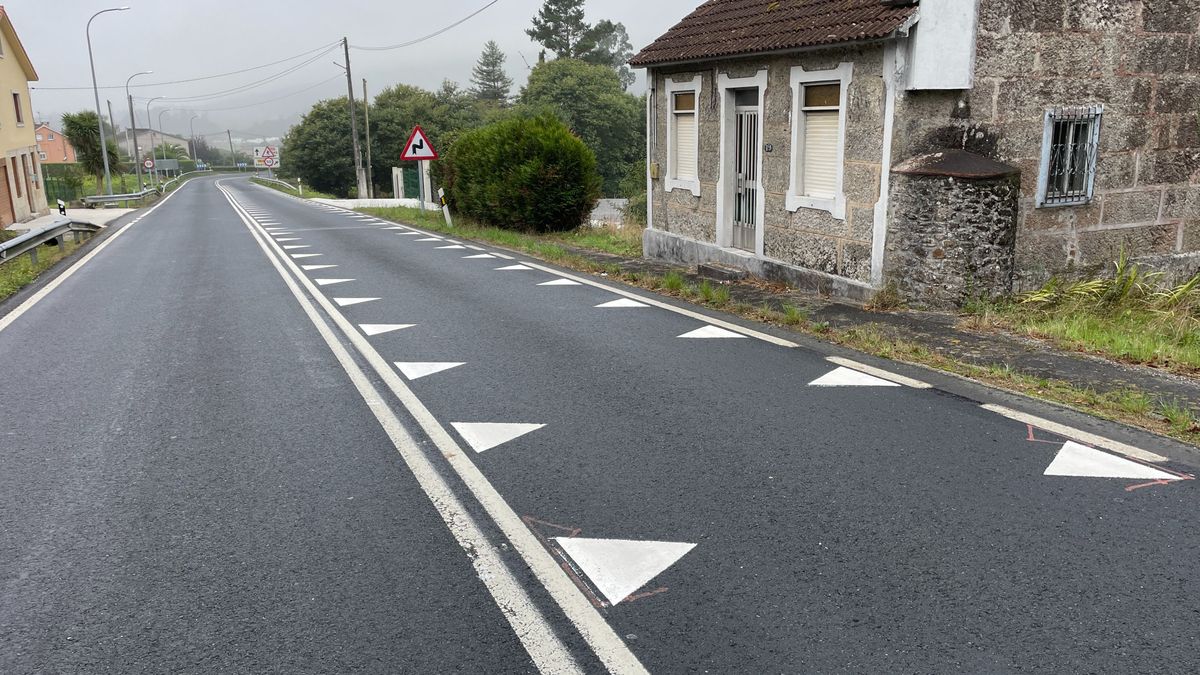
[526,0,589,58]
[281,96,359,196]
[470,41,514,103]
[527,1,635,89]
[520,59,644,196]
[150,142,189,161]
[61,110,123,194]
[192,137,224,165]
[579,20,635,90]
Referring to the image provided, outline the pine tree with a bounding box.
[470,41,514,103]
[526,0,589,58]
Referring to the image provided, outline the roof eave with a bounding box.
[631,33,905,71]
[0,9,39,81]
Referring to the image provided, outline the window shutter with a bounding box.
[674,113,697,181]
[802,111,839,199]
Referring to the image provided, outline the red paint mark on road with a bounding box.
[1025,424,1066,445]
[523,515,608,608]
[624,587,668,603]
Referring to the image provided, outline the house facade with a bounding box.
[35,122,76,164]
[0,7,47,226]
[631,0,1200,306]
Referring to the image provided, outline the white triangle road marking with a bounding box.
[274,238,301,242]
[282,245,310,250]
[496,265,533,271]
[596,298,649,308]
[678,326,747,339]
[465,245,485,251]
[314,278,354,286]
[397,232,421,236]
[416,237,443,242]
[394,361,465,380]
[808,366,902,387]
[333,297,379,307]
[451,422,545,453]
[554,537,696,606]
[291,253,322,259]
[437,245,467,250]
[538,278,582,286]
[384,226,408,230]
[464,253,496,259]
[302,264,337,271]
[360,323,414,336]
[1044,441,1181,480]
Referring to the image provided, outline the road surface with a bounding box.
[2,175,1197,673]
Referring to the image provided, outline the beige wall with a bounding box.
[0,24,46,222]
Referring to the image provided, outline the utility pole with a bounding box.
[105,99,120,190]
[362,77,373,198]
[342,37,367,197]
[227,130,237,171]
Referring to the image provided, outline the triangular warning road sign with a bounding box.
[1044,441,1182,480]
[261,146,276,158]
[400,125,438,160]
[554,537,696,606]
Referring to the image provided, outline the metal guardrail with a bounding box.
[161,169,213,192]
[82,188,156,206]
[252,175,303,195]
[0,217,102,266]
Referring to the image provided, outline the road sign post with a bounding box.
[400,125,438,215]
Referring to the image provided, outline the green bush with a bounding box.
[441,113,601,233]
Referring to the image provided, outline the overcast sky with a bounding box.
[17,0,694,140]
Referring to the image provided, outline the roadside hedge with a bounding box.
[440,113,601,233]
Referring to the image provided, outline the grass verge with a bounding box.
[358,206,1199,446]
[251,177,337,200]
[0,237,86,303]
[357,205,643,259]
[964,253,1200,375]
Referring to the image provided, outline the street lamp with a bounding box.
[189,114,199,161]
[86,6,130,196]
[145,95,163,187]
[125,69,152,188]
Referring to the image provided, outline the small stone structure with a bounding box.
[885,151,1020,307]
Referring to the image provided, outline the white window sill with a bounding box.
[665,178,700,197]
[1035,197,1092,209]
[786,193,845,220]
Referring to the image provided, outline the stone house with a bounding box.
[630,0,1200,306]
[0,7,48,226]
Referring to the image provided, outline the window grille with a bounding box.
[1038,105,1102,207]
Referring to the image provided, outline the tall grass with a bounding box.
[991,250,1200,372]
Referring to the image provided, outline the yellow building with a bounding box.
[0,7,46,226]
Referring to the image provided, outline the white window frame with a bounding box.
[38,151,46,160]
[786,62,852,219]
[665,74,702,197]
[1036,105,1103,208]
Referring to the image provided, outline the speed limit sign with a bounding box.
[143,158,154,169]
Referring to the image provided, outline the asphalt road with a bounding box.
[2,175,1198,673]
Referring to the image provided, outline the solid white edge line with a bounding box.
[219,181,646,675]
[0,179,194,335]
[825,356,931,389]
[979,403,1169,463]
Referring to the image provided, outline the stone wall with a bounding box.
[892,0,1200,289]
[885,169,1021,308]
[647,44,887,287]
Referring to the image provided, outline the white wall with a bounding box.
[906,0,979,90]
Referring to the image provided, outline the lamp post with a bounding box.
[125,69,152,189]
[86,6,130,196]
[157,108,170,179]
[144,96,163,187]
[189,114,199,161]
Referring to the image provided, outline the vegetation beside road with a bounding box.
[251,177,336,200]
[0,237,85,303]
[963,253,1200,375]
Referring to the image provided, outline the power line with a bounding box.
[189,74,344,113]
[133,46,339,104]
[30,40,342,92]
[351,0,501,51]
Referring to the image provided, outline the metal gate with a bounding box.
[732,106,759,251]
